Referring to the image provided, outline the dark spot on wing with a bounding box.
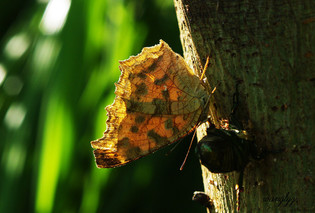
[130,125,139,133]
[135,115,145,124]
[147,130,169,144]
[137,72,147,79]
[117,137,130,149]
[128,73,135,80]
[125,99,143,113]
[154,74,168,85]
[135,82,148,96]
[146,62,157,73]
[165,119,173,129]
[153,98,171,114]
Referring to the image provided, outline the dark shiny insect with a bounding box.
[196,126,255,173]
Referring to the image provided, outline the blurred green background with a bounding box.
[0,0,205,212]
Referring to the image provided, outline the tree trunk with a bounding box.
[174,0,315,212]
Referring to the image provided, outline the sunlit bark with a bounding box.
[174,0,315,212]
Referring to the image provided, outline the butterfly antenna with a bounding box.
[210,86,217,95]
[200,56,210,81]
[180,127,198,171]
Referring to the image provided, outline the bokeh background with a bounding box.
[0,0,205,212]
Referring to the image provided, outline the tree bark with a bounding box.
[174,0,315,212]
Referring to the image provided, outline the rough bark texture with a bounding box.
[174,0,315,212]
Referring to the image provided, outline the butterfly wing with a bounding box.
[91,40,209,168]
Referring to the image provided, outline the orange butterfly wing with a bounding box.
[91,40,209,168]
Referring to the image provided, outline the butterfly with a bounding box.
[91,40,212,168]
